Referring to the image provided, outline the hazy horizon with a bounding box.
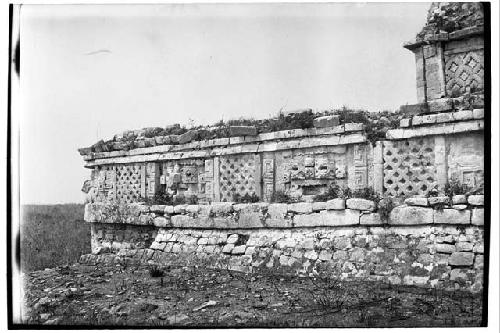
[20,3,430,204]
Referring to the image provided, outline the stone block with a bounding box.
[428,98,453,113]
[227,234,239,244]
[346,198,376,211]
[222,244,234,254]
[421,114,437,124]
[449,252,474,266]
[456,242,473,252]
[164,206,174,215]
[170,215,197,228]
[321,210,359,226]
[474,255,484,269]
[453,110,473,121]
[150,205,166,213]
[178,130,198,144]
[313,115,340,128]
[452,195,467,204]
[325,198,345,210]
[318,239,332,249]
[287,202,312,214]
[344,123,364,132]
[403,275,429,286]
[318,250,332,261]
[428,196,450,206]
[434,209,470,225]
[389,206,434,225]
[304,250,318,260]
[435,113,454,123]
[198,205,212,217]
[473,244,484,254]
[472,108,484,119]
[276,239,296,249]
[138,214,153,225]
[400,118,411,127]
[404,197,429,206]
[435,243,455,253]
[185,205,200,214]
[359,213,383,225]
[173,205,187,214]
[232,245,247,255]
[468,195,484,206]
[153,216,170,228]
[78,147,93,155]
[293,213,322,227]
[312,202,327,212]
[452,205,467,210]
[301,238,315,249]
[265,217,293,228]
[471,208,484,226]
[229,126,257,137]
[268,203,288,218]
[450,269,468,281]
[212,202,234,215]
[412,115,424,126]
[237,212,265,228]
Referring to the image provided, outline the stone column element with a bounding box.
[373,141,384,195]
[213,157,221,202]
[348,144,368,190]
[145,162,160,199]
[204,159,214,202]
[254,154,262,199]
[140,164,146,198]
[434,136,447,194]
[262,157,275,202]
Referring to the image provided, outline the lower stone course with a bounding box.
[86,222,484,293]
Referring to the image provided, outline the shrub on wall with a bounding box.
[271,190,296,203]
[377,197,395,221]
[233,193,260,203]
[445,178,471,197]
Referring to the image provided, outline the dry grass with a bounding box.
[20,204,90,272]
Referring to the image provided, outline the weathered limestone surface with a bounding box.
[389,206,434,225]
[434,209,471,225]
[346,198,376,212]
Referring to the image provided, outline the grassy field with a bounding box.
[20,204,90,272]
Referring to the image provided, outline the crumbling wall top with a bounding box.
[404,2,484,50]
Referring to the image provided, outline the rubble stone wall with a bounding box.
[82,196,485,292]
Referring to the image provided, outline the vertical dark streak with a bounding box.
[7,3,14,328]
[480,1,490,328]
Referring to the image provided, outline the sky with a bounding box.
[19,2,430,204]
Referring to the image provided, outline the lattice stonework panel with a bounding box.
[445,50,484,95]
[115,164,143,203]
[219,154,257,202]
[383,138,437,197]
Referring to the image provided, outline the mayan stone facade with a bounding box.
[78,3,486,292]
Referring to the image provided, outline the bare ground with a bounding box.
[20,260,484,328]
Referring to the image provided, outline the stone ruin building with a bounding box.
[78,3,487,292]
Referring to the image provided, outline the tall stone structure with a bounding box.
[78,3,486,292]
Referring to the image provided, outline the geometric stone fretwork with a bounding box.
[93,165,116,202]
[115,164,143,204]
[219,154,257,202]
[383,138,437,197]
[445,50,484,96]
